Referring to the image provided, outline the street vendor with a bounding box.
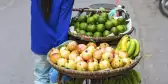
[30,0,74,84]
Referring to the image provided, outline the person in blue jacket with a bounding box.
[30,0,74,84]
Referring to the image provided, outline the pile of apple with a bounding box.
[49,40,133,71]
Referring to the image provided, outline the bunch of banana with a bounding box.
[116,35,140,59]
[104,69,141,84]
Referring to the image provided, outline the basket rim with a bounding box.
[68,27,134,42]
[47,40,142,77]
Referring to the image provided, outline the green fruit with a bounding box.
[94,32,102,37]
[117,18,126,25]
[87,17,95,24]
[111,19,119,27]
[105,21,113,30]
[101,13,108,19]
[78,15,87,22]
[79,22,87,30]
[128,39,136,58]
[127,41,131,52]
[99,7,106,11]
[122,25,127,31]
[123,78,129,84]
[87,24,96,32]
[74,22,80,28]
[86,32,93,36]
[93,14,99,21]
[132,70,142,83]
[133,39,140,57]
[111,27,119,36]
[75,28,80,33]
[79,30,86,35]
[97,24,105,32]
[103,30,111,37]
[98,16,107,24]
[117,25,125,33]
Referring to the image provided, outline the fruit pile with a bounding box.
[116,35,140,59]
[49,40,135,71]
[72,12,128,37]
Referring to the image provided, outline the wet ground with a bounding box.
[0,0,168,84]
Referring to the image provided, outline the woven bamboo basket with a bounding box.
[69,8,134,44]
[47,40,142,79]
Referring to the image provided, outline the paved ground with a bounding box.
[0,0,168,84]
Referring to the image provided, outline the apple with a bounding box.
[111,56,124,69]
[65,60,77,70]
[60,50,70,59]
[57,58,67,67]
[50,53,61,64]
[77,44,87,53]
[87,42,97,48]
[99,60,111,70]
[102,52,114,62]
[118,51,128,58]
[105,47,114,53]
[67,41,78,51]
[80,50,92,61]
[75,56,84,63]
[99,43,110,48]
[87,46,96,53]
[88,61,99,71]
[114,50,119,55]
[76,61,88,71]
[69,51,78,61]
[60,46,68,52]
[93,49,103,60]
[100,48,106,53]
[122,58,133,66]
[50,48,60,56]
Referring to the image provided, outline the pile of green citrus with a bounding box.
[74,12,127,37]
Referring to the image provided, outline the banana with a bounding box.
[127,39,136,58]
[133,39,140,57]
[130,71,138,84]
[125,77,132,84]
[116,37,123,50]
[132,70,142,83]
[126,41,130,52]
[121,35,130,52]
[104,78,108,84]
[75,78,84,84]
[108,78,117,84]
[119,77,125,84]
[122,77,129,84]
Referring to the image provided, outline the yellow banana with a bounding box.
[132,70,142,83]
[127,41,130,52]
[133,39,140,57]
[127,39,136,58]
[121,35,130,52]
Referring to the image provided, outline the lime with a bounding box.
[98,16,107,24]
[74,22,80,28]
[94,32,102,37]
[97,24,105,32]
[101,13,108,19]
[122,25,127,31]
[79,30,86,35]
[111,19,119,27]
[75,28,80,33]
[78,15,87,22]
[87,24,96,32]
[117,18,126,25]
[99,7,106,11]
[92,14,99,21]
[116,25,125,33]
[86,32,93,36]
[87,17,95,24]
[79,22,87,30]
[103,30,111,37]
[111,27,119,36]
[105,20,113,30]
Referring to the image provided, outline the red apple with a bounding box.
[88,61,99,71]
[60,50,70,59]
[99,60,111,70]
[57,58,67,67]
[122,58,133,66]
[80,50,92,61]
[87,46,96,53]
[50,53,61,64]
[75,56,84,63]
[111,56,124,69]
[65,60,77,70]
[87,42,97,48]
[93,49,103,60]
[69,51,78,61]
[77,44,87,53]
[105,47,115,53]
[67,41,78,51]
[60,46,68,52]
[49,48,60,56]
[76,61,88,71]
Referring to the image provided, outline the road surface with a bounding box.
[0,0,168,84]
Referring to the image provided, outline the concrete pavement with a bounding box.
[0,0,168,84]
